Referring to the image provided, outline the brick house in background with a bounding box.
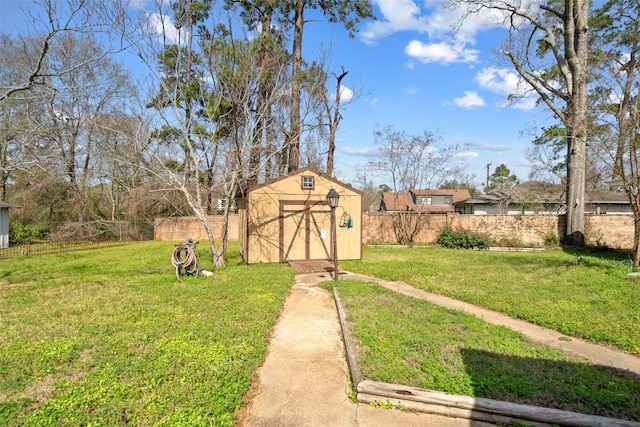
[379,189,471,213]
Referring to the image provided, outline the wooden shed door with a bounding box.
[280,201,332,262]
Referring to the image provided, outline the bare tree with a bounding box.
[324,68,348,176]
[279,0,375,173]
[0,0,146,236]
[92,113,149,221]
[120,1,294,268]
[0,0,133,102]
[297,47,360,177]
[448,0,591,246]
[524,124,567,183]
[44,33,134,223]
[588,0,640,264]
[0,36,47,201]
[0,25,137,231]
[369,125,466,245]
[355,171,382,213]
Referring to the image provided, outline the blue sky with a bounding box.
[304,0,550,189]
[1,0,551,191]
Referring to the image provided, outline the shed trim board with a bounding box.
[279,200,332,263]
[243,167,365,198]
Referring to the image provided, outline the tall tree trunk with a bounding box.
[287,0,304,173]
[616,50,640,264]
[183,9,194,187]
[206,167,214,213]
[265,105,275,179]
[0,171,6,201]
[248,90,264,187]
[564,127,587,246]
[248,9,273,187]
[562,0,590,246]
[634,215,640,267]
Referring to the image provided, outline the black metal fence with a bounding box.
[0,239,128,259]
[1,221,154,259]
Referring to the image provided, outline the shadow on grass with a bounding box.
[561,245,633,261]
[459,348,640,421]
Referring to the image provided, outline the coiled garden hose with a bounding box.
[171,239,200,280]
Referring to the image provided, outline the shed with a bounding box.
[0,201,21,248]
[237,168,362,264]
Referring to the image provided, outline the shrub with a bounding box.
[8,222,48,244]
[544,231,561,247]
[436,226,490,249]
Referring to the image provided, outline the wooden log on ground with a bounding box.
[358,380,640,427]
[333,287,363,386]
[357,392,551,427]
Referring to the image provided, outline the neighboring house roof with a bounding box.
[493,181,630,205]
[380,192,414,211]
[380,189,471,213]
[586,188,629,204]
[411,189,472,203]
[454,181,630,208]
[490,181,564,203]
[455,194,500,205]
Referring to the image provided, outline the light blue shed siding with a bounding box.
[0,208,9,248]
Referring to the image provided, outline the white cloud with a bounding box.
[438,6,511,43]
[475,66,520,94]
[364,0,510,44]
[453,151,480,160]
[361,0,430,43]
[405,40,479,64]
[330,85,354,102]
[340,85,354,102]
[147,12,184,44]
[474,66,537,110]
[453,91,485,108]
[341,146,380,156]
[468,141,511,151]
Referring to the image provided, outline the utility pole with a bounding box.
[485,163,492,193]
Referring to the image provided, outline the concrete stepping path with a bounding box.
[239,270,640,426]
[239,271,493,426]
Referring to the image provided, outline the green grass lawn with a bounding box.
[0,241,293,426]
[3,242,639,424]
[330,279,640,421]
[341,245,640,354]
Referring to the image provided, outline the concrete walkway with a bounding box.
[238,270,640,426]
[238,272,496,426]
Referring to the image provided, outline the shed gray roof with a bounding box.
[0,201,22,209]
